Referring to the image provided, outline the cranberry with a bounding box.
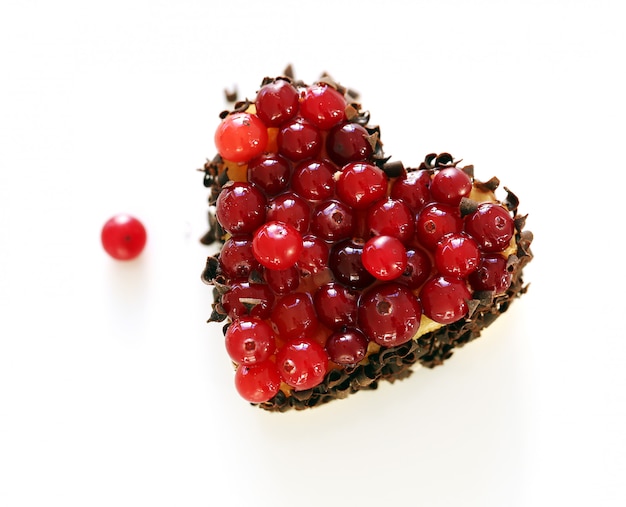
[214,112,268,163]
[362,235,407,281]
[465,202,515,253]
[247,154,291,195]
[430,167,472,205]
[277,118,322,161]
[291,159,336,201]
[468,254,512,294]
[329,239,376,290]
[255,79,299,127]
[420,275,472,324]
[101,214,147,260]
[297,235,330,276]
[276,338,328,391]
[271,292,317,341]
[367,198,415,244]
[415,202,463,250]
[253,221,303,270]
[225,317,276,365]
[326,122,373,166]
[399,247,433,289]
[336,162,387,210]
[221,281,275,320]
[311,199,355,241]
[300,83,346,129]
[219,236,259,279]
[235,361,281,403]
[264,266,300,295]
[216,182,266,235]
[325,328,369,365]
[266,192,311,233]
[390,169,431,213]
[358,283,422,347]
[435,232,480,278]
[313,282,359,330]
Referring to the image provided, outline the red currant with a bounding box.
[264,266,300,295]
[420,275,472,324]
[430,167,472,205]
[234,361,281,403]
[297,235,330,277]
[464,202,515,253]
[325,328,369,365]
[219,236,260,279]
[253,221,303,270]
[358,283,422,347]
[336,162,387,210]
[271,292,317,341]
[435,232,480,278]
[415,202,463,250]
[329,239,375,290]
[291,159,335,201]
[276,338,328,391]
[399,247,432,289]
[214,112,268,163]
[326,122,373,166]
[300,83,346,130]
[225,317,276,365]
[266,192,311,233]
[254,79,299,127]
[313,282,359,330]
[101,214,147,260]
[367,198,415,244]
[277,118,322,161]
[247,154,291,196]
[221,281,275,320]
[390,169,431,213]
[311,199,355,241]
[468,254,512,294]
[362,235,407,281]
[216,182,266,235]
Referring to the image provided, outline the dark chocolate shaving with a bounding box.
[459,197,479,217]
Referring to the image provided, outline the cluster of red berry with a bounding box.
[212,78,515,404]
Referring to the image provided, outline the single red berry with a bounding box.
[234,361,281,403]
[325,328,369,365]
[329,239,376,290]
[101,214,147,260]
[221,281,275,320]
[264,266,300,295]
[336,162,387,210]
[297,235,330,277]
[254,79,299,127]
[271,292,317,341]
[399,247,432,289]
[276,338,328,391]
[300,83,346,129]
[247,154,291,195]
[358,283,422,347]
[311,199,355,241]
[225,317,276,365]
[367,198,415,244]
[420,275,472,324]
[390,169,431,213]
[214,112,268,163]
[362,235,408,281]
[291,159,336,201]
[253,221,303,270]
[468,254,512,294]
[435,232,481,278]
[277,118,322,161]
[219,236,260,279]
[430,167,472,205]
[415,202,463,250]
[326,122,373,166]
[464,202,515,253]
[266,192,311,233]
[313,282,359,330]
[215,182,266,235]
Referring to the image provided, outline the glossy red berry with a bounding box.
[216,182,266,235]
[325,328,369,365]
[221,281,275,320]
[399,247,432,289]
[247,154,291,195]
[313,282,359,330]
[219,236,259,279]
[214,112,268,163]
[276,338,328,391]
[329,239,375,290]
[225,317,276,365]
[297,235,330,277]
[358,283,422,347]
[300,83,346,129]
[390,170,431,213]
[465,202,515,253]
[367,198,414,244]
[253,221,303,270]
[435,232,480,278]
[326,122,373,166]
[311,199,355,241]
[362,236,407,281]
[415,202,463,250]
[266,192,311,233]
[264,266,300,295]
[254,79,299,127]
[271,292,317,341]
[420,275,472,324]
[101,214,147,260]
[468,254,512,294]
[430,167,472,205]
[336,162,387,210]
[277,118,322,161]
[291,159,335,201]
[234,361,282,403]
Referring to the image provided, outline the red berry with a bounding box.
[336,162,387,210]
[264,266,300,295]
[247,154,291,195]
[311,199,355,241]
[430,167,472,205]
[225,317,276,365]
[399,247,432,289]
[468,254,512,294]
[253,221,303,270]
[255,79,299,127]
[277,118,322,161]
[435,232,480,278]
[221,281,275,320]
[362,235,407,281]
[101,214,147,260]
[219,236,259,279]
[390,170,431,213]
[415,202,463,250]
[367,198,415,244]
[325,328,369,365]
[464,202,515,253]
[300,83,346,129]
[297,235,330,277]
[313,282,359,330]
[234,361,281,403]
[214,112,268,163]
[326,122,373,166]
[291,159,335,201]
[420,276,472,324]
[358,283,422,347]
[276,338,328,391]
[329,239,376,290]
[271,292,317,340]
[266,192,311,233]
[216,182,266,235]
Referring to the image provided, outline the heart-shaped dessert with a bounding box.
[200,72,533,411]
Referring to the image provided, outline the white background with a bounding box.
[1,1,625,505]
